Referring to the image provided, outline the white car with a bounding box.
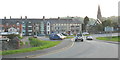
[33,35,38,38]
[57,34,66,39]
[86,36,93,40]
[60,33,67,38]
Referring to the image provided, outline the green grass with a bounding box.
[96,36,120,42]
[83,34,91,36]
[69,35,75,36]
[29,37,61,47]
[1,37,61,55]
[66,36,74,39]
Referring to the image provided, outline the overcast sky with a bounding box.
[0,0,119,19]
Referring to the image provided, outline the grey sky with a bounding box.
[0,0,119,19]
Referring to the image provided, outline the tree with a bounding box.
[83,16,89,32]
[102,19,113,27]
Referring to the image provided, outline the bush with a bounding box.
[3,34,23,39]
[25,42,28,45]
[3,34,18,39]
[20,41,24,46]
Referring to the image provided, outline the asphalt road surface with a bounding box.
[32,33,118,58]
[1,33,119,59]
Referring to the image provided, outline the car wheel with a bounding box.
[81,39,83,42]
[75,39,77,42]
[60,38,63,40]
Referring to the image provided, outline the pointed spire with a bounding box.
[97,5,102,22]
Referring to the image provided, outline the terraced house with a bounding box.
[0,16,82,36]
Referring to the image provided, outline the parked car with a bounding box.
[60,33,67,38]
[57,34,66,39]
[49,34,62,40]
[33,35,38,38]
[86,36,93,40]
[74,33,83,42]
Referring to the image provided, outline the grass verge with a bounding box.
[1,37,61,55]
[83,34,91,36]
[96,36,120,42]
[66,36,74,39]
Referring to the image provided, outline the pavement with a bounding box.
[2,38,74,58]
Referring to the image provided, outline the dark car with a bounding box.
[74,33,83,42]
[49,34,62,40]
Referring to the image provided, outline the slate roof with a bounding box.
[1,18,82,24]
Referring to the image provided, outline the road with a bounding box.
[32,33,118,58]
[1,33,119,58]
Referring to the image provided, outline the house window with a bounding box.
[23,27,25,30]
[29,33,32,35]
[29,21,31,23]
[48,23,50,26]
[76,26,79,27]
[48,31,50,34]
[22,21,24,24]
[48,27,49,30]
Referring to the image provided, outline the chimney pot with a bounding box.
[43,16,45,19]
[25,16,27,19]
[10,16,11,19]
[4,16,6,19]
[21,16,22,19]
[58,17,60,20]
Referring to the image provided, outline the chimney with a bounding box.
[43,16,45,20]
[25,16,27,19]
[10,16,11,19]
[21,16,22,19]
[58,17,60,20]
[4,16,6,19]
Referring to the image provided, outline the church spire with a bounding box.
[97,5,102,22]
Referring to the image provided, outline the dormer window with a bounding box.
[17,22,19,26]
[22,21,25,24]
[29,21,31,23]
